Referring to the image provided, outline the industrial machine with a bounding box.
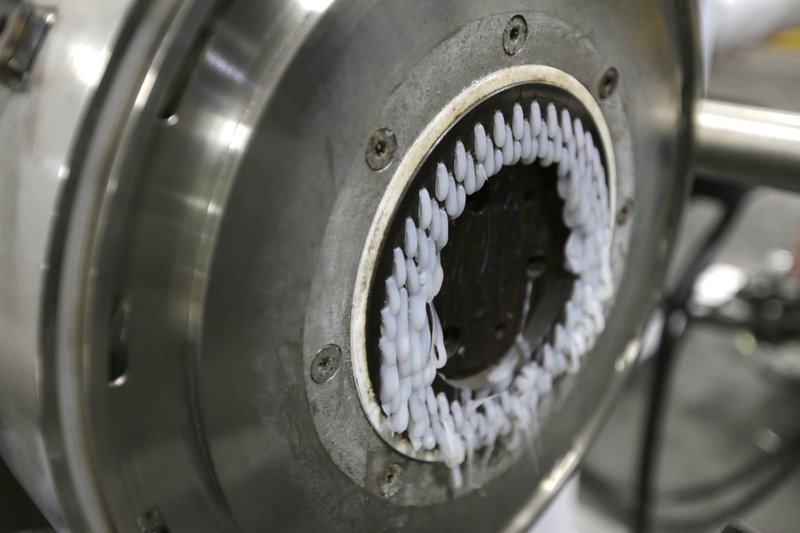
[0,0,798,531]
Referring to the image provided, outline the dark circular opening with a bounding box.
[0,15,7,35]
[436,162,572,382]
[365,83,607,396]
[374,141,386,156]
[509,27,520,41]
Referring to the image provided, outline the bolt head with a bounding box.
[311,344,341,384]
[503,15,528,56]
[616,197,635,225]
[366,128,397,171]
[379,464,402,497]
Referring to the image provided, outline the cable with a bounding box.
[583,434,800,504]
[584,444,800,532]
[632,178,752,533]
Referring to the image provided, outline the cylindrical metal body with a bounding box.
[695,99,800,193]
[0,1,700,531]
[0,1,136,529]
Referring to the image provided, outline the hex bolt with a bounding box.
[379,464,402,498]
[310,344,341,384]
[503,15,528,56]
[616,197,635,226]
[365,128,397,171]
[598,67,619,99]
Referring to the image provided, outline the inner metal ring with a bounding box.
[352,65,617,462]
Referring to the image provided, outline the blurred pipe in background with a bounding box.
[698,0,800,83]
[695,100,800,194]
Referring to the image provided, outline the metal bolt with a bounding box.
[598,67,619,99]
[365,128,397,171]
[379,463,402,497]
[526,250,548,279]
[616,197,635,226]
[0,2,56,89]
[503,15,528,56]
[310,344,341,384]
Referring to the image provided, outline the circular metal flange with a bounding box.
[50,1,699,531]
[301,10,637,508]
[351,66,618,464]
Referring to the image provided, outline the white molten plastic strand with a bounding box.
[377,100,615,487]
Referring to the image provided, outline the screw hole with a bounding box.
[616,197,635,225]
[494,322,507,339]
[0,15,7,35]
[503,15,528,56]
[380,464,402,497]
[598,67,619,99]
[366,128,397,171]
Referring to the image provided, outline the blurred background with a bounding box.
[568,27,800,533]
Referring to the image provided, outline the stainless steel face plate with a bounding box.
[0,1,698,531]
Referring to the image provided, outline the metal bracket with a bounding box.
[0,0,55,89]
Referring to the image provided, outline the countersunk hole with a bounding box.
[494,322,507,339]
[616,197,635,225]
[598,67,620,99]
[379,463,402,498]
[503,15,528,56]
[443,325,461,357]
[467,183,491,214]
[366,128,397,171]
[311,344,341,384]
[108,295,130,387]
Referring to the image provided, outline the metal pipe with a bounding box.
[695,99,800,193]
